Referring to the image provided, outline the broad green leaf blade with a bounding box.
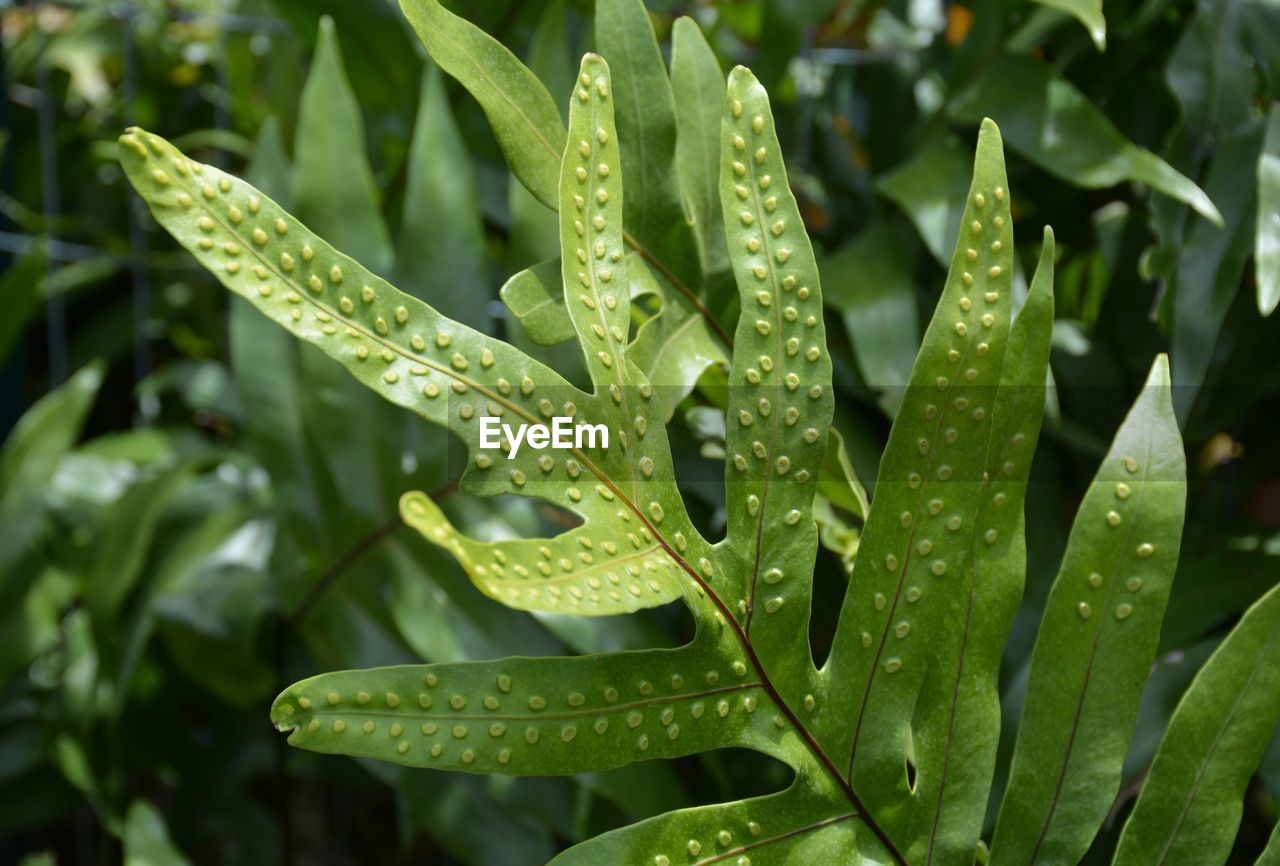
[990,355,1187,866]
[910,229,1055,866]
[671,16,729,279]
[826,119,1016,807]
[951,54,1222,226]
[270,644,783,776]
[1257,107,1280,316]
[294,17,392,273]
[716,66,833,710]
[397,64,489,328]
[119,127,698,618]
[821,222,920,413]
[1032,0,1106,50]
[398,0,566,209]
[549,784,870,865]
[594,0,683,252]
[500,259,576,345]
[1113,582,1280,866]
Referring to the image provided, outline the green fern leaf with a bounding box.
[122,12,1204,859]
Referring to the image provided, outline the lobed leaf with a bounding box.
[1113,582,1280,866]
[117,119,697,618]
[990,355,1187,866]
[397,0,566,209]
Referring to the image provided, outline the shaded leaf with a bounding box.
[990,355,1187,866]
[1113,582,1280,866]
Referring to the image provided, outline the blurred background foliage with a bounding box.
[2,0,1280,863]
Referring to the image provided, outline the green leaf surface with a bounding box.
[271,643,777,777]
[548,784,863,865]
[821,221,920,413]
[294,17,392,274]
[398,0,566,209]
[0,244,45,364]
[1256,107,1280,316]
[951,53,1222,225]
[910,228,1056,866]
[826,120,1030,855]
[715,64,834,710]
[990,355,1187,866]
[595,0,684,252]
[671,16,729,278]
[117,58,702,621]
[501,259,576,345]
[397,64,490,328]
[1170,122,1263,419]
[876,135,972,265]
[1031,0,1106,50]
[0,362,103,610]
[1260,822,1280,866]
[1113,582,1280,866]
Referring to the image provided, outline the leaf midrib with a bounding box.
[306,681,759,724]
[739,134,788,634]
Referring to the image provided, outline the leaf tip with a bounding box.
[727,64,759,93]
[1146,352,1171,389]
